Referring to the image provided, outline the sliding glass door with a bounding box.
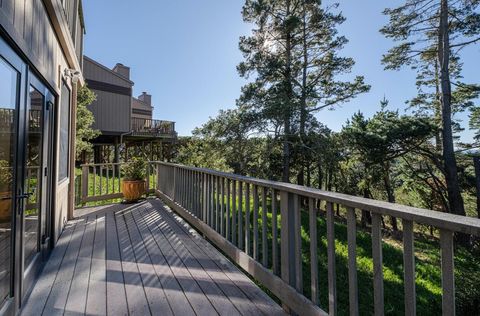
[0,36,55,313]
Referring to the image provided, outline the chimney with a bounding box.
[112,63,130,79]
[138,92,152,106]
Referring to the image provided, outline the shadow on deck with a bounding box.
[21,198,285,316]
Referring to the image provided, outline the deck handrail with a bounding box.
[130,118,176,137]
[153,161,480,316]
[153,161,480,236]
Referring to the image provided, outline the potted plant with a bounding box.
[121,157,147,203]
[0,160,13,222]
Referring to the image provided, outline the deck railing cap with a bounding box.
[154,161,480,236]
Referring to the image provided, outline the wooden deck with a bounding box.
[21,199,285,316]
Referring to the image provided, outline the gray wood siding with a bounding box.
[0,0,83,90]
[84,57,133,134]
[132,97,152,120]
[84,57,133,88]
[87,90,131,134]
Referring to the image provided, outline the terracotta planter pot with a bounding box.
[121,180,146,202]
[0,192,12,223]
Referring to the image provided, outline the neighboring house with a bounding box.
[0,0,84,314]
[83,56,176,163]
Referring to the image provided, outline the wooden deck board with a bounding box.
[22,199,285,316]
[139,206,241,316]
[64,216,95,316]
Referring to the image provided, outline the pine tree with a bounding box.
[381,0,480,217]
[238,0,368,183]
[76,86,100,161]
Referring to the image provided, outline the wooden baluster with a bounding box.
[327,202,337,315]
[309,198,319,305]
[232,180,237,245]
[371,213,384,316]
[81,165,88,206]
[112,164,116,194]
[403,219,416,316]
[202,173,207,222]
[209,175,215,228]
[440,229,455,316]
[294,194,302,292]
[216,176,220,231]
[93,166,96,196]
[207,174,212,225]
[253,185,259,261]
[190,170,194,213]
[221,177,225,237]
[238,181,243,250]
[118,164,121,192]
[347,207,359,316]
[100,166,103,196]
[272,190,278,275]
[245,183,251,255]
[226,179,231,240]
[262,187,268,267]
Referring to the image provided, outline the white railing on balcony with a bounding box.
[153,161,480,316]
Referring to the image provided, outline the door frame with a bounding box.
[0,34,57,314]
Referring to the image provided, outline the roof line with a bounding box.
[83,55,135,85]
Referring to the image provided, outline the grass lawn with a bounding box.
[74,168,157,207]
[220,196,480,315]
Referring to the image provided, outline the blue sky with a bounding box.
[83,1,479,141]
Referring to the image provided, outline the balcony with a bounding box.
[26,162,480,315]
[131,118,177,139]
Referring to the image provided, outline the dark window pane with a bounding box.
[0,57,18,304]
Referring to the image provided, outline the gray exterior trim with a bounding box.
[86,79,132,96]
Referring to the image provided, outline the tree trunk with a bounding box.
[361,188,372,227]
[434,59,443,153]
[439,0,468,245]
[474,157,480,219]
[306,163,311,187]
[297,5,309,187]
[282,0,293,183]
[438,0,466,217]
[383,162,398,231]
[317,161,323,190]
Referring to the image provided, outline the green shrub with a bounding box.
[123,158,146,181]
[0,160,13,191]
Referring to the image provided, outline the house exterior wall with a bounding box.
[83,56,133,134]
[0,0,84,242]
[132,97,153,120]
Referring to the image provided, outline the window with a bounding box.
[58,82,70,181]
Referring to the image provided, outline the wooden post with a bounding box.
[440,229,455,316]
[81,165,88,206]
[280,191,298,289]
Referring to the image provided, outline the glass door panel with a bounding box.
[0,57,19,306]
[23,87,43,268]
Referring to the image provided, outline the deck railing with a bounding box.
[77,162,158,205]
[130,118,176,137]
[153,161,480,316]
